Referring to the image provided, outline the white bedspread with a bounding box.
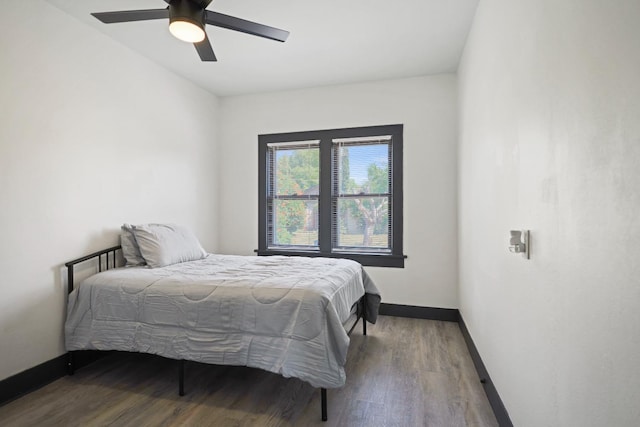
[65,254,380,388]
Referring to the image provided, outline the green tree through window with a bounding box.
[338,143,390,248]
[273,146,319,244]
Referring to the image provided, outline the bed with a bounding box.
[64,225,380,421]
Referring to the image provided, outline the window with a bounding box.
[258,124,404,267]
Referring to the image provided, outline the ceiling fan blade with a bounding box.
[91,9,169,24]
[194,34,217,62]
[204,11,289,42]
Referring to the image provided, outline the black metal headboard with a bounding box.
[65,245,122,294]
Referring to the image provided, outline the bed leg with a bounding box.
[178,360,185,396]
[67,352,75,376]
[321,388,327,421]
[362,295,367,336]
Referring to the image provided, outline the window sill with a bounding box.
[255,249,406,268]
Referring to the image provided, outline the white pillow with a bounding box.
[131,223,206,268]
[120,224,146,266]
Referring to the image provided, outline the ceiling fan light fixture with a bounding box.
[169,0,205,43]
[169,20,205,43]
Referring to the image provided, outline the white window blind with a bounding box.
[266,140,320,249]
[332,136,392,253]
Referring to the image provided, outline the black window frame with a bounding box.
[258,124,405,268]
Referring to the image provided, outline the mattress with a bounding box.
[65,254,381,388]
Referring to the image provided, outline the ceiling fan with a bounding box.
[91,0,290,62]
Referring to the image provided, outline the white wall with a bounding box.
[217,76,459,308]
[458,0,640,425]
[0,1,219,381]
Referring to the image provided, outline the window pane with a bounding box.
[274,146,319,196]
[273,199,318,247]
[336,197,389,250]
[336,142,389,195]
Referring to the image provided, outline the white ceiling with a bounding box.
[47,0,478,96]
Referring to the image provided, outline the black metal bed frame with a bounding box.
[65,245,368,422]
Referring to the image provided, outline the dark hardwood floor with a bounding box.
[0,316,498,426]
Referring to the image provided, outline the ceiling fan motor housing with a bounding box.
[169,0,205,28]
